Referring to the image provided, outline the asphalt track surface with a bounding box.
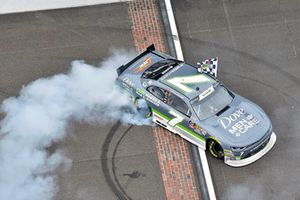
[0,3,166,200]
[172,0,300,199]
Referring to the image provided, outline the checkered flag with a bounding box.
[197,57,218,77]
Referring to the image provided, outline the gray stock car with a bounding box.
[116,45,276,167]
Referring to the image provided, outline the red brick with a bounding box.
[128,1,200,199]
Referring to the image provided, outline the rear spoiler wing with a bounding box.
[117,44,156,76]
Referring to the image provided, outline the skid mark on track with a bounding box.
[223,72,300,106]
[112,125,133,200]
[101,121,126,199]
[100,121,134,200]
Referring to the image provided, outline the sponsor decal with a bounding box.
[135,88,160,106]
[188,121,207,135]
[142,80,152,87]
[121,82,133,92]
[133,57,152,74]
[199,86,214,101]
[122,77,134,88]
[136,88,145,97]
[121,82,131,90]
[218,108,260,137]
[145,93,160,106]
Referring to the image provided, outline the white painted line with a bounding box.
[164,0,217,199]
[0,0,131,15]
[199,149,217,200]
[164,0,184,61]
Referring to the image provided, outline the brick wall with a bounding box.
[128,1,200,199]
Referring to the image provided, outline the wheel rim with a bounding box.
[145,111,152,118]
[209,141,224,158]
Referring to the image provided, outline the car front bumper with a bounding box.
[225,132,277,167]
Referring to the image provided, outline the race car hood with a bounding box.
[202,95,272,147]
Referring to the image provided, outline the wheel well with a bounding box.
[206,138,213,150]
[206,138,223,150]
[134,97,152,113]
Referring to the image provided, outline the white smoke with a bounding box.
[0,49,150,200]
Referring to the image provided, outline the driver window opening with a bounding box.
[147,86,190,117]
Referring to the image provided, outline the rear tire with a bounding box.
[134,98,152,118]
[208,140,224,159]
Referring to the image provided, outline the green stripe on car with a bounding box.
[177,124,206,142]
[151,108,171,121]
[151,108,206,142]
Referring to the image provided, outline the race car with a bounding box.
[115,44,276,167]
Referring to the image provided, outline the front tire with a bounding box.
[208,140,224,159]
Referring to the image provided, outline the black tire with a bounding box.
[208,140,224,159]
[134,98,152,118]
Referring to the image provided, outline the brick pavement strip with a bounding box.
[128,1,201,199]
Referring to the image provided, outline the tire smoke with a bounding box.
[0,49,150,200]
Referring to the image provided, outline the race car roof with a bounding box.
[160,63,216,99]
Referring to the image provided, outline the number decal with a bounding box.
[168,110,184,126]
[166,74,212,93]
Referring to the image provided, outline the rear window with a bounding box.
[142,59,181,80]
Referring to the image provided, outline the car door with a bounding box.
[147,86,206,149]
[165,91,206,149]
[146,85,177,132]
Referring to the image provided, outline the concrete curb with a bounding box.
[190,145,210,200]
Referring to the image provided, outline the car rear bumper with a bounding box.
[225,132,277,167]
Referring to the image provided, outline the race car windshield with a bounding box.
[191,86,233,120]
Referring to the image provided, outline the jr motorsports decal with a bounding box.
[133,57,152,74]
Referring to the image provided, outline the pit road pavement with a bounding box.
[0,3,166,200]
[172,0,300,199]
